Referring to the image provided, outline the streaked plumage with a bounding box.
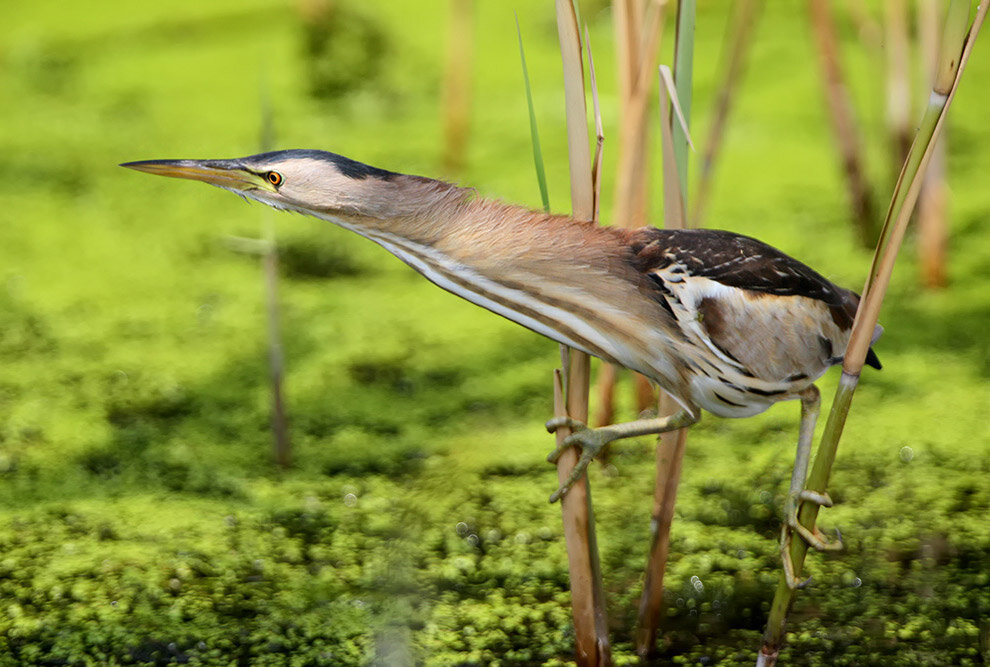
[627,227,881,417]
[122,150,880,574]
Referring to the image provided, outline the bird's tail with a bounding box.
[865,324,884,370]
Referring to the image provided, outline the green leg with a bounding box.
[545,409,698,503]
[781,385,843,589]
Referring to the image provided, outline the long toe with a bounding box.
[546,428,614,502]
[798,490,833,508]
[545,416,588,433]
[548,446,594,503]
[780,536,813,590]
[790,521,844,552]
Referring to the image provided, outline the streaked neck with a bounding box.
[308,173,684,392]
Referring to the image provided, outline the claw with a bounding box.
[545,424,615,503]
[545,417,587,464]
[545,416,587,434]
[798,489,833,508]
[780,525,815,590]
[779,387,836,589]
[543,409,697,503]
[780,489,844,588]
[784,490,843,552]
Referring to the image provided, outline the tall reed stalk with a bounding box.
[260,84,290,468]
[691,0,762,228]
[758,2,984,662]
[636,0,694,653]
[225,94,291,468]
[670,0,694,205]
[442,0,474,175]
[885,0,912,174]
[917,0,949,289]
[808,0,877,246]
[552,1,611,662]
[594,0,664,428]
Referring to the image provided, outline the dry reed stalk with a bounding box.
[592,363,619,429]
[263,223,291,469]
[759,2,983,662]
[808,0,877,247]
[886,0,912,177]
[691,0,762,228]
[635,410,686,656]
[224,205,291,468]
[635,59,692,659]
[670,0,694,201]
[441,0,474,175]
[917,141,948,288]
[260,87,290,468]
[553,1,611,662]
[917,0,948,289]
[632,4,665,433]
[613,0,664,230]
[842,0,884,50]
[587,27,605,225]
[594,0,665,427]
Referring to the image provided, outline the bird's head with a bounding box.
[121,149,408,220]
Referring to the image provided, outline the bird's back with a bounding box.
[620,227,879,417]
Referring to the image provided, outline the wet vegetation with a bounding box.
[1,1,988,664]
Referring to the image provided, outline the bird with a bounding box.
[122,149,881,585]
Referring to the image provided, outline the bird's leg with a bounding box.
[545,409,697,503]
[781,385,843,589]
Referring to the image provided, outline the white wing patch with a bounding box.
[649,263,837,417]
[651,265,749,369]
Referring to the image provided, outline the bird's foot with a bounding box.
[785,490,842,550]
[545,417,617,503]
[780,490,843,589]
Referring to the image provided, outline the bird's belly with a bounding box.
[646,277,843,417]
[684,361,824,418]
[689,375,780,418]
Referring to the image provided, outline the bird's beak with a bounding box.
[120,158,275,192]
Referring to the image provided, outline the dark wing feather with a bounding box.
[627,228,882,369]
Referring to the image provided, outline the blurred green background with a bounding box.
[1,1,988,664]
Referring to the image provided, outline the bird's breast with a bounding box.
[647,269,845,417]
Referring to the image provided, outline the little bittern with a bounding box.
[123,150,881,585]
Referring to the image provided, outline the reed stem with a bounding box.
[807,0,877,246]
[759,3,982,662]
[635,5,694,652]
[553,1,612,662]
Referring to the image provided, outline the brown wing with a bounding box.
[627,228,881,369]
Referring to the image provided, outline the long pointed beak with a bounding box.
[120,158,271,192]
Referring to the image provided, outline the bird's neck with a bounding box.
[311,174,683,386]
[316,174,594,269]
[320,175,627,292]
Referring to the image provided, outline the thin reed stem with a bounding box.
[636,6,694,652]
[807,0,878,246]
[594,0,664,426]
[759,3,983,662]
[441,0,474,175]
[671,0,694,206]
[553,1,612,663]
[916,0,948,289]
[259,83,290,469]
[691,0,762,228]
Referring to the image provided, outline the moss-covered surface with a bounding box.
[1,1,988,664]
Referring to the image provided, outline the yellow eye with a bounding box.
[266,171,283,186]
